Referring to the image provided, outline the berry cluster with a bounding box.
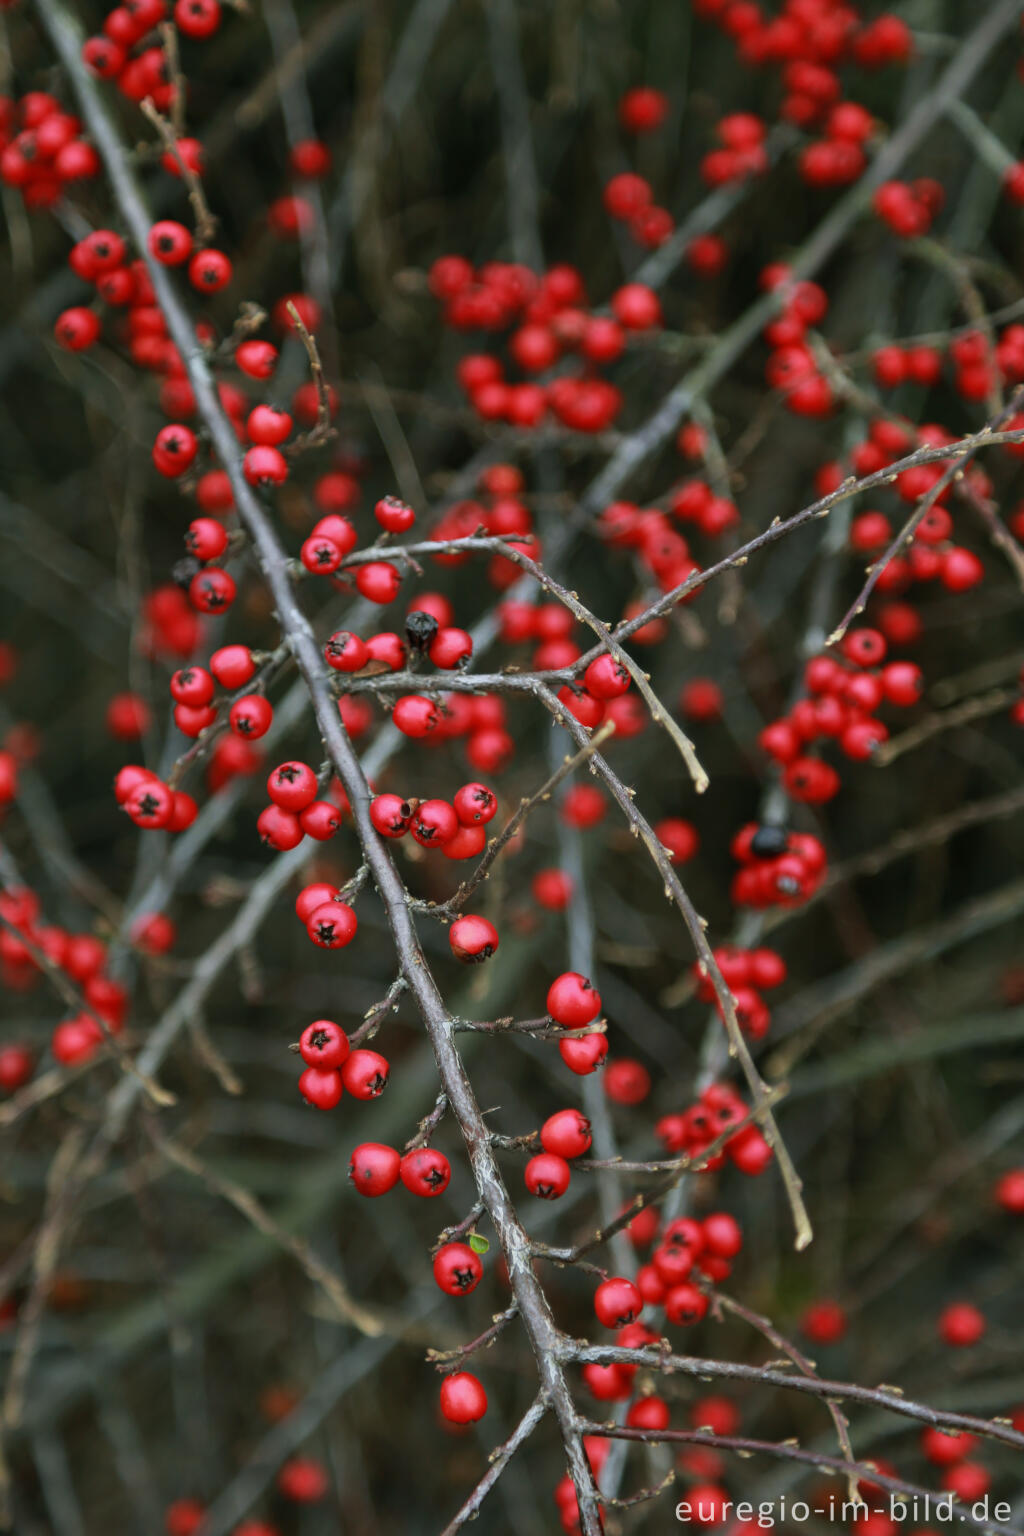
[729,822,827,909]
[0,89,99,209]
[692,943,788,1042]
[0,886,127,1066]
[757,629,924,795]
[656,1081,773,1176]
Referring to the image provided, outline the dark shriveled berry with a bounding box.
[750,824,789,859]
[405,608,440,652]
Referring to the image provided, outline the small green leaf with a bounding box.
[468,1232,490,1255]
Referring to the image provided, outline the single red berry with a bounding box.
[665,1283,708,1327]
[442,823,486,860]
[583,653,630,699]
[267,761,318,812]
[188,249,231,292]
[243,445,288,487]
[257,804,303,850]
[433,1242,483,1296]
[299,1019,349,1070]
[654,817,699,865]
[247,404,293,445]
[393,695,439,737]
[547,971,601,1027]
[938,1302,985,1348]
[210,645,254,689]
[153,424,198,477]
[995,1168,1024,1214]
[340,1048,389,1099]
[449,914,499,962]
[298,1066,343,1110]
[594,1276,643,1328]
[922,1427,975,1467]
[374,494,416,533]
[185,518,228,562]
[801,1300,847,1344]
[411,798,458,847]
[365,632,406,670]
[130,912,177,954]
[174,0,221,37]
[452,782,498,826]
[540,1109,592,1159]
[355,561,402,604]
[348,1142,401,1197]
[559,1032,608,1074]
[229,694,273,738]
[276,1457,327,1502]
[148,219,193,266]
[299,800,341,840]
[369,793,413,838]
[236,340,278,379]
[531,868,573,909]
[295,883,338,922]
[125,777,175,829]
[429,627,473,669]
[400,1147,451,1196]
[524,1152,571,1198]
[189,568,236,614]
[0,1044,35,1093]
[604,1058,652,1105]
[439,1372,487,1425]
[55,306,101,351]
[306,901,358,949]
[611,283,662,330]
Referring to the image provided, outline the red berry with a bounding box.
[547,971,601,1027]
[210,645,255,689]
[298,1066,343,1110]
[248,405,293,445]
[665,1283,708,1326]
[433,1242,483,1296]
[594,1277,642,1328]
[257,804,303,850]
[229,694,273,738]
[400,1147,451,1196]
[393,695,439,738]
[267,760,318,812]
[341,1048,389,1099]
[449,914,499,962]
[355,561,402,604]
[236,340,278,378]
[189,568,236,614]
[298,1020,349,1070]
[348,1142,401,1197]
[540,1109,592,1159]
[439,1372,487,1425]
[374,495,416,533]
[153,424,198,477]
[55,306,101,351]
[148,220,193,265]
[243,445,288,487]
[410,799,458,847]
[306,901,357,949]
[299,800,341,840]
[559,1032,609,1074]
[370,793,413,838]
[524,1152,571,1198]
[188,249,231,292]
[938,1302,985,1348]
[995,1168,1024,1214]
[185,519,228,562]
[452,782,497,826]
[604,1058,652,1105]
[174,0,221,37]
